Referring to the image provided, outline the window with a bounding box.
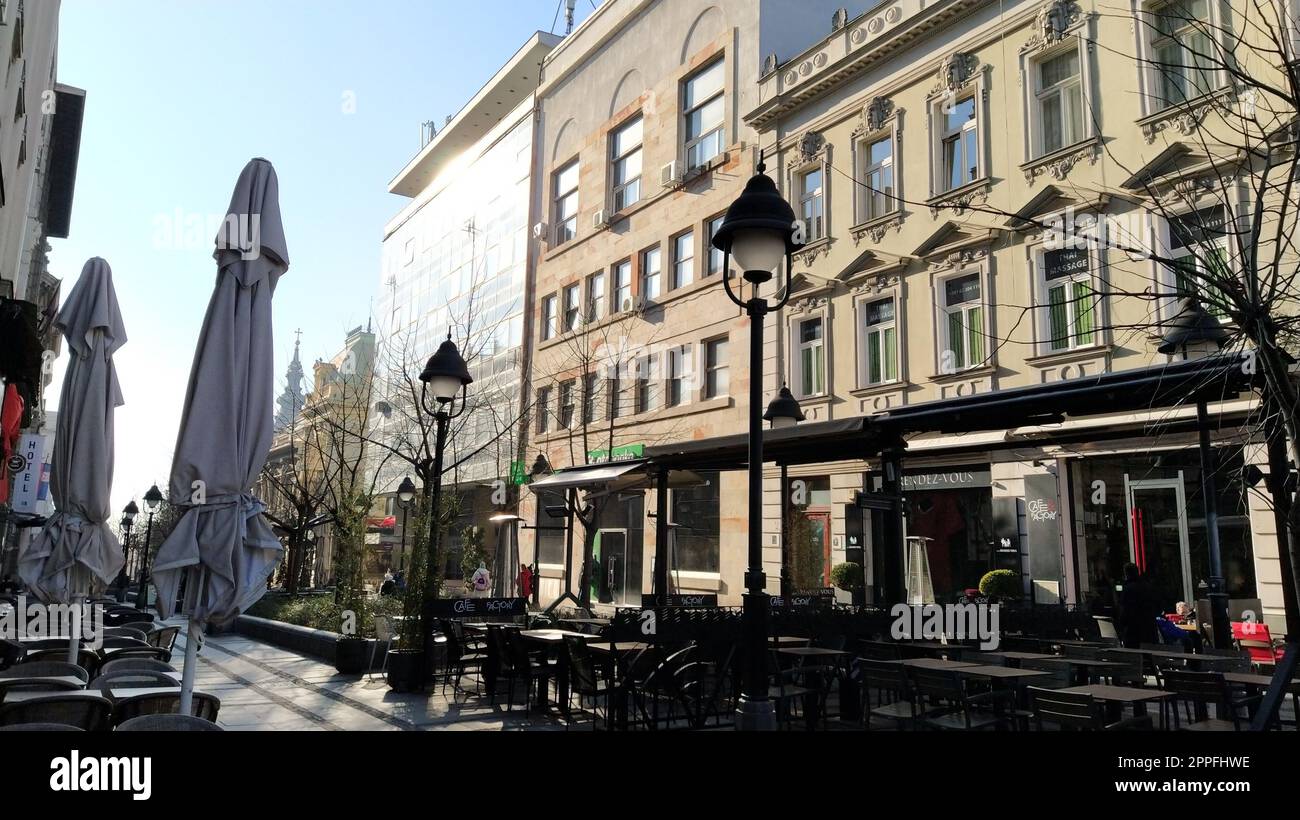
[673,231,695,289]
[559,380,575,429]
[562,283,581,332]
[796,318,826,397]
[1036,49,1084,155]
[684,58,725,169]
[608,371,623,420]
[636,356,658,412]
[535,387,552,434]
[941,273,985,370]
[704,337,729,399]
[1150,0,1216,109]
[613,260,633,313]
[800,169,825,242]
[536,489,568,565]
[861,298,898,385]
[582,373,598,425]
[541,295,557,341]
[1169,206,1232,317]
[861,136,895,221]
[666,346,691,407]
[586,272,606,322]
[671,471,721,573]
[611,116,643,211]
[1041,247,1096,351]
[553,160,579,244]
[706,215,725,276]
[640,246,662,301]
[940,97,979,192]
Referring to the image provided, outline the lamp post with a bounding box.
[135,485,163,609]
[711,159,803,730]
[418,332,473,682]
[117,501,138,603]
[1158,298,1230,648]
[765,386,805,598]
[397,476,416,573]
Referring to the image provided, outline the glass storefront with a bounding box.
[1071,449,1255,615]
[904,486,995,603]
[592,492,645,607]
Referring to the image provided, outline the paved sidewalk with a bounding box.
[169,621,565,731]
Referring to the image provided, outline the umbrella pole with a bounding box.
[179,567,201,714]
[67,566,90,665]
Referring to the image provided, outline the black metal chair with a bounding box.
[859,659,918,729]
[0,694,113,731]
[1028,687,1152,731]
[1162,670,1259,731]
[21,648,101,677]
[0,722,86,731]
[98,658,175,677]
[563,635,616,730]
[0,638,26,670]
[147,626,181,655]
[438,619,487,695]
[111,692,221,727]
[911,668,1014,730]
[1098,649,1146,687]
[501,629,554,715]
[90,670,178,693]
[117,714,222,731]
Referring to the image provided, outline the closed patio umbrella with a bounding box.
[150,159,288,709]
[19,257,126,606]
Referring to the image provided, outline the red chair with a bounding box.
[1231,622,1285,666]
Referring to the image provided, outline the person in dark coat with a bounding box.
[1117,563,1159,648]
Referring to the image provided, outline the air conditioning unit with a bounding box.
[660,161,682,188]
[621,297,636,313]
[532,222,546,240]
[592,209,608,229]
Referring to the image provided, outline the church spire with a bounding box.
[275,331,305,431]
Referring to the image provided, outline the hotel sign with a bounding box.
[587,444,645,464]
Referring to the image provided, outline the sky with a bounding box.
[46,0,598,518]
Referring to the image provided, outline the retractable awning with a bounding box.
[528,460,647,492]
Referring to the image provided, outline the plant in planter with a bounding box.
[387,495,432,692]
[332,492,373,674]
[978,569,1022,601]
[830,561,864,593]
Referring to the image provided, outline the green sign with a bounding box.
[586,444,645,464]
[509,461,530,486]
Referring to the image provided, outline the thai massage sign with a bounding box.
[429,597,526,618]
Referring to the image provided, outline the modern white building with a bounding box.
[370,32,561,586]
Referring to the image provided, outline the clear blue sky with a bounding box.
[47,0,598,515]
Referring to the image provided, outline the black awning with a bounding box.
[642,354,1256,471]
[45,85,86,240]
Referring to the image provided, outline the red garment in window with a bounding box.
[0,383,25,504]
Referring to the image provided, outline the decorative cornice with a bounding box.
[850,272,902,295]
[1020,0,1083,54]
[793,238,833,265]
[1021,139,1101,183]
[927,182,990,217]
[928,246,989,271]
[798,130,830,164]
[1139,87,1236,144]
[850,214,905,245]
[931,51,980,95]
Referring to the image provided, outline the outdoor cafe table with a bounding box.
[778,647,851,728]
[990,651,1058,668]
[884,658,978,671]
[900,641,964,659]
[1038,656,1126,685]
[519,629,603,717]
[954,665,1051,719]
[1100,647,1243,672]
[1058,684,1175,726]
[770,636,810,647]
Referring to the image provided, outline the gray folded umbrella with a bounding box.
[151,158,289,628]
[19,257,126,603]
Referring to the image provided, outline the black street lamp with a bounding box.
[117,501,138,603]
[766,385,805,598]
[711,159,802,731]
[135,485,163,610]
[397,476,416,572]
[418,332,473,682]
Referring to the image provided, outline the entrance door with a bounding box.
[1125,475,1192,607]
[806,511,832,587]
[598,529,640,607]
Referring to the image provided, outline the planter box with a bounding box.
[232,615,392,670]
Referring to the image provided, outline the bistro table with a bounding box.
[954,665,1051,723]
[885,658,979,671]
[1057,684,1175,727]
[520,629,603,717]
[1038,657,1126,685]
[777,647,851,728]
[900,641,965,659]
[770,636,810,647]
